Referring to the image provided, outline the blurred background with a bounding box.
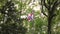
[0,0,60,34]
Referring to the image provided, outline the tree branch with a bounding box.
[52,0,60,11]
[41,10,48,17]
[51,14,57,19]
[41,0,48,17]
[56,1,60,6]
[43,0,49,9]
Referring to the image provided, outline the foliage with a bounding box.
[0,0,27,34]
[0,0,60,34]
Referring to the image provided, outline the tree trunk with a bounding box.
[47,11,53,34]
[48,16,52,34]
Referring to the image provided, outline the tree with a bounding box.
[0,0,27,34]
[41,0,60,34]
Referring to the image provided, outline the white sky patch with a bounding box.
[28,0,41,11]
[1,21,3,24]
[21,10,26,14]
[58,22,60,26]
[40,13,45,17]
[33,5,41,11]
[5,11,8,13]
[43,31,46,34]
[8,0,11,1]
[21,15,27,19]
[29,3,33,6]
[57,7,60,10]
[15,4,18,9]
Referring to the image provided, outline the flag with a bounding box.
[27,13,34,21]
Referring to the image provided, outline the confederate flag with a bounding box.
[27,13,34,21]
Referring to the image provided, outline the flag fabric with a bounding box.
[27,13,34,21]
